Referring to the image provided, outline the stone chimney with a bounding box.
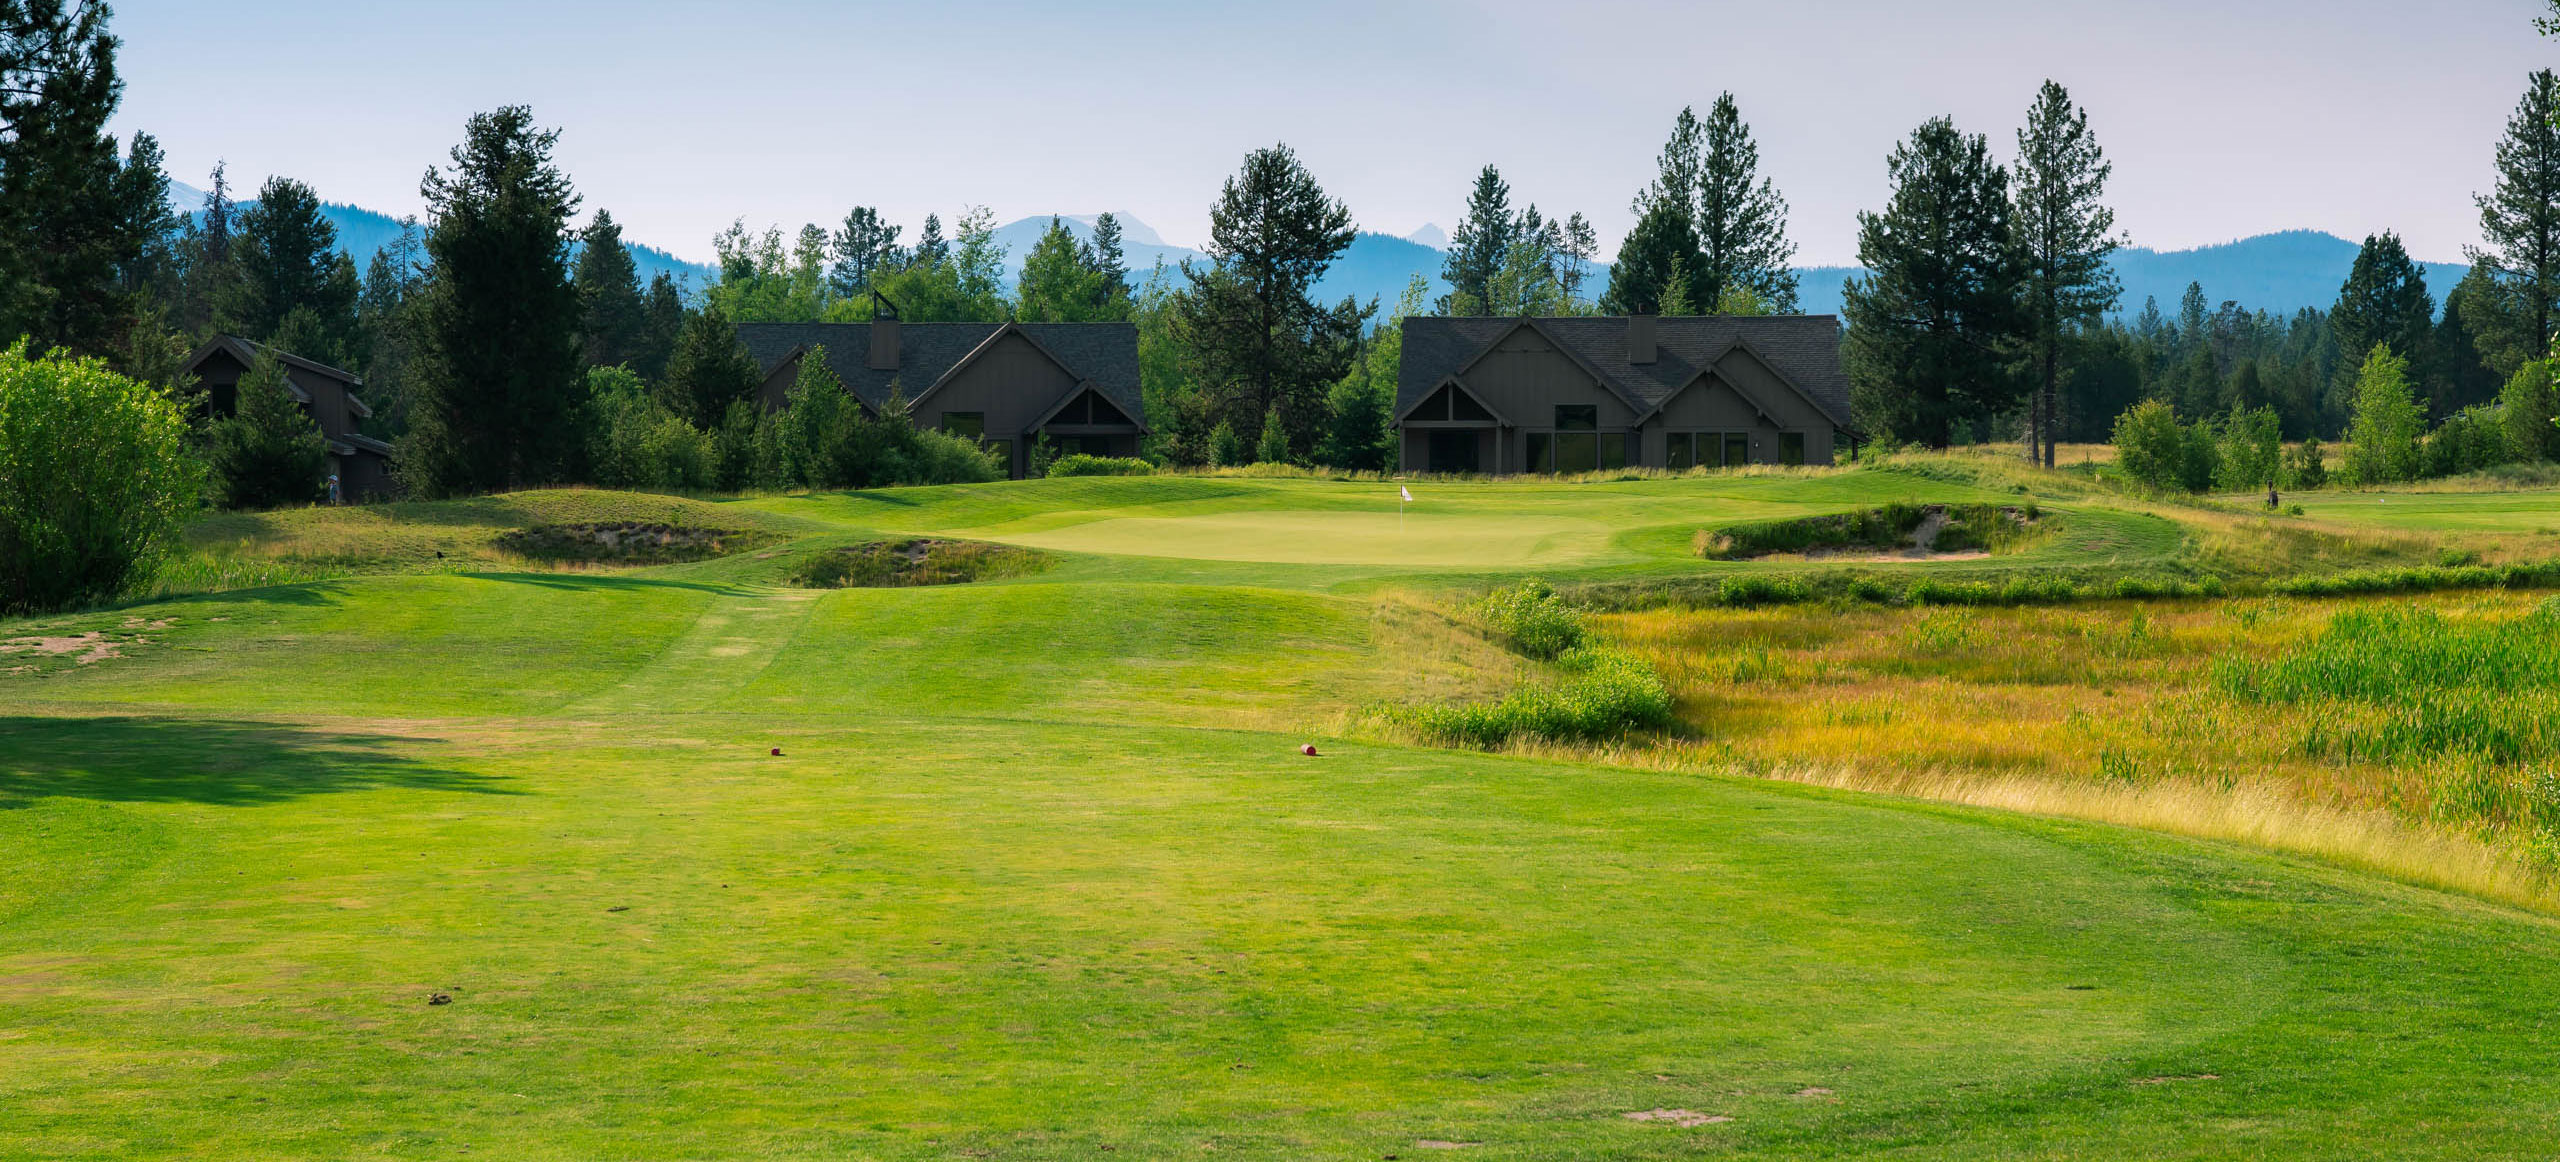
[1627,314,1657,365]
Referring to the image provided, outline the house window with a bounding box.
[1427,430,1480,473]
[1780,432,1806,466]
[1554,405,1597,431]
[943,412,985,441]
[1668,432,1755,468]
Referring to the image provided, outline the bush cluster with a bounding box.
[585,353,1003,494]
[1387,648,1674,748]
[1046,454,1154,477]
[1470,579,1588,659]
[0,343,200,612]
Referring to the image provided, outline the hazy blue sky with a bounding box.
[113,0,2556,266]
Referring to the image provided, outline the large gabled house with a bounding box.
[181,336,395,499]
[1395,314,1854,474]
[736,312,1145,480]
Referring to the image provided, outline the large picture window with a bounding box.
[1549,405,1599,473]
[1668,431,1754,468]
[943,412,986,441]
[1780,432,1806,466]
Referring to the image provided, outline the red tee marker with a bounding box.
[1300,744,1319,757]
[769,747,783,756]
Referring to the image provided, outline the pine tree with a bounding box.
[635,272,684,382]
[1600,109,1702,315]
[1171,143,1370,455]
[233,176,358,361]
[1841,117,2025,446]
[1016,217,1108,322]
[0,0,143,357]
[574,209,647,367]
[2434,290,2500,415]
[2010,80,2121,467]
[2331,232,2436,395]
[210,349,327,508]
[2502,358,2560,461]
[1694,92,1799,314]
[910,214,948,269]
[659,305,762,428]
[403,106,586,495]
[1557,212,1597,305]
[1090,212,1129,303]
[356,216,422,435]
[1657,252,1696,316]
[1441,165,1519,314]
[2471,69,2560,359]
[826,207,904,296]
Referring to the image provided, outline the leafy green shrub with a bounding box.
[1048,454,1154,477]
[2343,345,2426,486]
[1717,574,1809,607]
[587,365,717,491]
[1387,648,1673,748]
[793,539,1050,588]
[2424,405,2513,479]
[2285,438,2329,490]
[2112,399,2189,491]
[0,343,201,612]
[1471,579,1587,659]
[209,349,327,508]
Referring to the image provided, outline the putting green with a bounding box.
[972,509,1624,566]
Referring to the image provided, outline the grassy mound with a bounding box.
[494,522,773,564]
[1699,502,2046,559]
[791,538,1050,588]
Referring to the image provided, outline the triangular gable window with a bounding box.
[1052,389,1136,427]
[1413,384,1494,422]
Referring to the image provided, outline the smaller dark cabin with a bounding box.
[181,336,395,500]
[1396,315,1856,474]
[737,313,1144,480]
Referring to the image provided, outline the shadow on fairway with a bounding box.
[0,716,517,808]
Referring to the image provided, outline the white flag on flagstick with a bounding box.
[1400,485,1413,503]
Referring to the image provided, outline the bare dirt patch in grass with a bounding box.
[1622,1108,1732,1127]
[2,633,124,664]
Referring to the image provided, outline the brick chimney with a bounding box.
[1627,313,1657,365]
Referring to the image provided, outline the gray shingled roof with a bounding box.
[735,321,1143,424]
[1397,316,1852,430]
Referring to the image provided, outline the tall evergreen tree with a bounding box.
[355,216,422,435]
[2330,232,2436,396]
[635,271,684,382]
[2010,80,2121,467]
[209,349,327,509]
[574,209,647,368]
[825,206,904,296]
[909,213,948,269]
[403,106,586,495]
[1841,116,2024,446]
[2434,290,2500,415]
[1600,108,1702,315]
[1694,92,1799,314]
[2471,70,2560,360]
[234,176,358,361]
[657,304,762,428]
[1556,211,1597,305]
[1016,217,1109,323]
[1171,143,1370,457]
[0,0,170,359]
[1440,165,1520,314]
[1090,212,1129,302]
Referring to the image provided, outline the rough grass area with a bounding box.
[790,538,1050,588]
[494,521,774,564]
[1596,591,2560,901]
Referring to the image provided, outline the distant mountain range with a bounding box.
[1796,230,2470,320]
[164,181,2469,324]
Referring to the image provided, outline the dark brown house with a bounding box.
[1396,315,1853,474]
[736,314,1145,479]
[181,336,395,499]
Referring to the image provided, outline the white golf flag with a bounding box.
[1400,485,1413,503]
